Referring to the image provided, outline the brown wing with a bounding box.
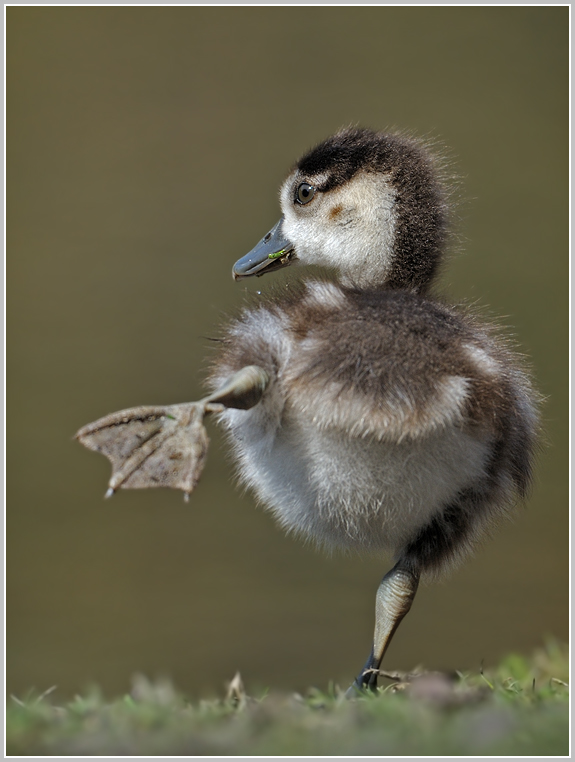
[75,403,210,500]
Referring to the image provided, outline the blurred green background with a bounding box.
[8,7,568,700]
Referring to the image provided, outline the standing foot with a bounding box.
[346,562,419,697]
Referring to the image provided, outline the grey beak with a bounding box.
[233,217,295,280]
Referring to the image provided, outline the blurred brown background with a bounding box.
[7,7,568,700]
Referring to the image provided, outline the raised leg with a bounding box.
[347,561,419,695]
[204,365,270,411]
[75,365,270,499]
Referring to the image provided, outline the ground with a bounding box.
[6,641,569,756]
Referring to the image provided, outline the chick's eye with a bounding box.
[296,182,315,205]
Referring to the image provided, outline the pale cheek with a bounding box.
[283,214,324,263]
[307,226,348,265]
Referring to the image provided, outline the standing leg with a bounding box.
[347,561,419,695]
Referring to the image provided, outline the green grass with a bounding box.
[7,641,569,756]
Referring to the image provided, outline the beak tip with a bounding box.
[232,217,293,282]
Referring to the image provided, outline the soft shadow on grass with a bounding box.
[7,640,569,756]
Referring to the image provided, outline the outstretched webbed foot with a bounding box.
[75,401,212,501]
[75,365,270,500]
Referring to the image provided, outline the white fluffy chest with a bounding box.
[219,401,491,554]
[210,285,496,555]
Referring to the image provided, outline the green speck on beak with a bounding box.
[232,217,295,279]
